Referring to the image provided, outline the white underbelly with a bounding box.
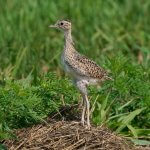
[61,53,100,85]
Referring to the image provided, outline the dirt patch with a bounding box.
[3,120,149,150]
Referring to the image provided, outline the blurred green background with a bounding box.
[0,0,150,78]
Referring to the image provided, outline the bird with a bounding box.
[49,20,112,128]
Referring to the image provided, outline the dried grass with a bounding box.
[3,120,147,150]
[2,105,150,150]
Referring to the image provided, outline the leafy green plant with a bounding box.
[0,73,78,140]
[91,55,150,140]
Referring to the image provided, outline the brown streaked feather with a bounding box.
[65,53,108,79]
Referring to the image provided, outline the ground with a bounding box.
[3,119,150,150]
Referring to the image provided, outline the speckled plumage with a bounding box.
[49,20,112,128]
[63,52,107,80]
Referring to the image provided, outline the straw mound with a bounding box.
[3,120,145,150]
[3,105,150,150]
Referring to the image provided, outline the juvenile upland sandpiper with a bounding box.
[49,20,112,128]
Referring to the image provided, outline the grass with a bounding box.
[0,55,150,144]
[0,0,150,77]
[0,0,150,146]
[0,73,79,139]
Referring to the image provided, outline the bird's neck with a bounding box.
[64,30,75,53]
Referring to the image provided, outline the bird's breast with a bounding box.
[61,52,72,74]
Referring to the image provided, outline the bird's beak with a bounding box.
[49,24,57,28]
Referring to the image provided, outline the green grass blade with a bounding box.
[131,139,150,146]
[127,124,138,138]
[116,108,145,133]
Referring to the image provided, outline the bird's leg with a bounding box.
[84,94,90,128]
[81,96,86,126]
[74,80,89,127]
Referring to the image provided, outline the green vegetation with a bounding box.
[0,73,79,139]
[0,0,150,146]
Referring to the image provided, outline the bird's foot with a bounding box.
[81,120,85,126]
[81,121,91,129]
[85,124,91,130]
[80,120,91,129]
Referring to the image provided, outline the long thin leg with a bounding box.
[73,79,89,127]
[85,95,90,127]
[81,98,86,125]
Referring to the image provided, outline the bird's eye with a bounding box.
[60,22,63,25]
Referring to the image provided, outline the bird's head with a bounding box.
[49,20,71,31]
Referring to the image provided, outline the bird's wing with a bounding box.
[65,54,108,79]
